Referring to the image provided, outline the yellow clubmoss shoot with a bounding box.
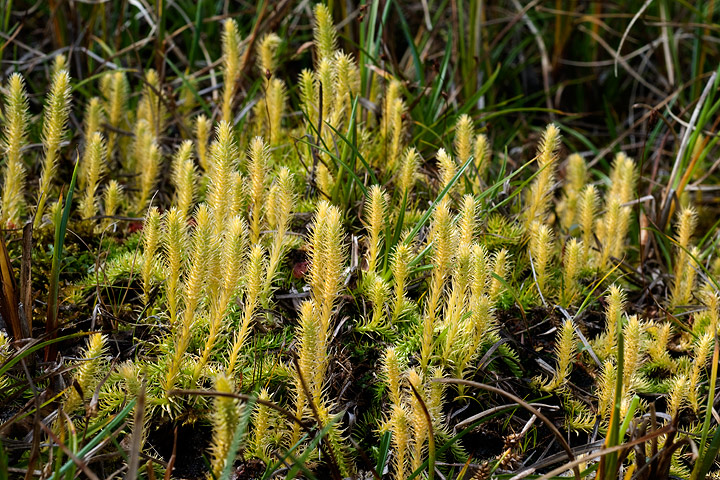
[541,319,576,392]
[364,185,387,273]
[208,373,241,479]
[561,238,583,307]
[207,122,238,231]
[671,207,698,308]
[221,19,242,123]
[474,133,491,183]
[171,140,196,219]
[598,359,617,419]
[420,203,454,371]
[390,405,410,480]
[559,153,587,230]
[389,98,406,171]
[407,369,428,472]
[35,68,71,228]
[362,273,390,331]
[65,333,108,413]
[383,347,403,407]
[488,248,510,304]
[622,315,644,394]
[398,147,419,198]
[688,332,713,411]
[391,243,413,323]
[258,33,281,77]
[1,73,29,229]
[262,167,294,301]
[313,3,338,63]
[195,216,249,383]
[458,195,478,246]
[266,78,286,146]
[252,389,275,462]
[332,52,358,124]
[299,69,317,129]
[138,69,165,137]
[79,132,106,220]
[308,201,346,331]
[227,244,265,375]
[524,123,561,226]
[667,373,689,419]
[579,184,598,263]
[134,123,162,212]
[103,71,129,159]
[528,222,554,298]
[601,285,626,360]
[291,300,320,445]
[195,114,211,171]
[454,114,474,166]
[81,97,104,185]
[247,136,269,243]
[165,205,213,394]
[162,208,187,325]
[141,207,161,305]
[436,148,458,208]
[102,180,123,231]
[647,321,673,370]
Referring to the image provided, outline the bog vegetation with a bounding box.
[1,1,720,479]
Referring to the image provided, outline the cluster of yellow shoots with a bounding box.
[1,3,718,478]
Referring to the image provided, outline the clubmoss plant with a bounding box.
[558,153,587,230]
[247,136,269,244]
[671,206,699,308]
[364,185,387,274]
[195,114,211,171]
[221,19,242,123]
[540,319,577,392]
[64,333,108,413]
[0,73,29,229]
[141,207,161,304]
[420,203,454,371]
[101,70,129,159]
[528,221,554,299]
[102,180,123,230]
[524,123,561,226]
[208,373,242,478]
[79,132,106,220]
[561,238,584,307]
[35,66,71,228]
[170,140,197,219]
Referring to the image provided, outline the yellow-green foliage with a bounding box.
[221,19,242,123]
[170,141,197,219]
[671,206,698,308]
[208,373,242,479]
[540,319,576,392]
[5,8,719,478]
[364,185,387,273]
[35,66,71,228]
[528,221,554,299]
[1,73,29,228]
[79,132,106,220]
[65,333,108,413]
[101,71,129,159]
[558,153,587,230]
[313,4,338,63]
[524,123,560,226]
[141,207,161,304]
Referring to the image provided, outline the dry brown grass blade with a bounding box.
[435,377,581,480]
[20,223,33,337]
[532,422,675,480]
[0,233,22,340]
